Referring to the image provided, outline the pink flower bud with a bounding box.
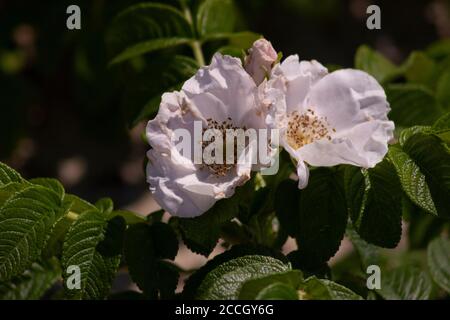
[245,39,278,85]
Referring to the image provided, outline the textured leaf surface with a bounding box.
[402,133,450,218]
[0,182,26,208]
[294,168,348,266]
[346,160,403,248]
[0,186,63,281]
[29,178,65,201]
[0,162,23,186]
[182,245,288,298]
[388,146,437,215]
[238,270,303,300]
[107,3,192,60]
[0,258,61,300]
[427,237,450,293]
[64,194,96,214]
[376,266,432,300]
[61,210,122,299]
[196,255,290,300]
[432,112,450,131]
[255,282,299,300]
[299,277,363,300]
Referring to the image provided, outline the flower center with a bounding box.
[201,118,246,177]
[286,109,334,150]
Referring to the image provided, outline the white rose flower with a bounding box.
[146,54,269,217]
[244,38,278,85]
[264,55,395,189]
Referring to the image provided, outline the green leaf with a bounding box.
[177,196,239,256]
[64,194,96,214]
[344,166,367,224]
[388,146,437,215]
[407,203,445,249]
[95,198,114,215]
[151,222,179,260]
[196,0,236,38]
[96,216,127,257]
[0,186,64,281]
[217,46,244,58]
[294,168,348,266]
[386,84,444,127]
[106,3,193,60]
[402,51,437,87]
[196,255,291,300]
[376,266,432,300]
[402,133,450,219]
[255,282,299,300]
[0,162,23,186]
[202,31,260,44]
[61,210,122,299]
[346,160,403,248]
[436,72,450,109]
[147,209,165,224]
[274,179,300,238]
[299,277,363,300]
[238,270,303,300]
[427,237,450,293]
[399,125,432,146]
[433,112,450,131]
[110,210,146,225]
[29,178,65,201]
[345,225,380,269]
[42,209,75,259]
[0,258,61,300]
[124,223,156,296]
[122,55,198,127]
[426,39,450,60]
[124,222,179,299]
[354,45,400,84]
[182,244,288,298]
[110,37,193,65]
[0,182,26,208]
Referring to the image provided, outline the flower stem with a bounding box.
[190,41,206,67]
[181,1,206,66]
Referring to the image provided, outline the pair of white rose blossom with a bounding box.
[146,39,395,218]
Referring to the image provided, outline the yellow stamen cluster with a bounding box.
[286,109,335,150]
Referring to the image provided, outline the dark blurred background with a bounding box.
[0,0,448,212]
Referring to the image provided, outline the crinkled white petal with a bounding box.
[270,55,328,114]
[182,53,266,130]
[298,69,394,168]
[146,53,267,217]
[264,55,328,146]
[147,91,203,153]
[147,149,251,218]
[296,158,310,189]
